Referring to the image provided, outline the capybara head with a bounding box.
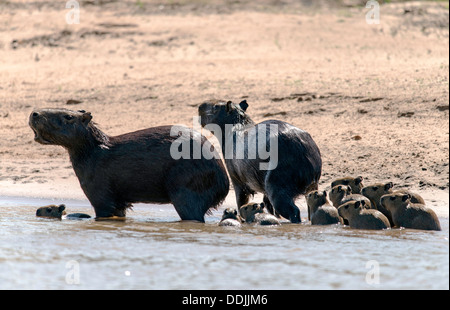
[36,204,67,218]
[198,99,251,128]
[329,185,352,208]
[380,192,411,213]
[29,108,107,149]
[306,190,328,213]
[221,207,241,222]
[338,200,367,220]
[361,182,394,206]
[239,202,264,223]
[331,176,364,194]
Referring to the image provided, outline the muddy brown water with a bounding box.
[0,196,448,289]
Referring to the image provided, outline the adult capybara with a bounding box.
[29,108,229,222]
[198,100,322,223]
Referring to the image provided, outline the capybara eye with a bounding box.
[390,196,396,201]
[345,205,349,209]
[64,115,74,121]
[373,187,378,191]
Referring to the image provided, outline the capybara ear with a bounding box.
[347,186,352,193]
[226,101,233,112]
[260,202,265,208]
[81,111,92,124]
[323,190,327,197]
[58,204,66,212]
[354,201,361,209]
[355,176,363,184]
[385,182,393,190]
[337,185,342,192]
[402,194,410,202]
[239,100,248,111]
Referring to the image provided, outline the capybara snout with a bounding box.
[29,109,94,147]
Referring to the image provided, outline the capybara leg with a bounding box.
[265,189,301,223]
[173,202,205,222]
[264,171,301,223]
[169,188,206,222]
[234,184,250,209]
[90,197,126,219]
[273,198,301,223]
[263,195,280,218]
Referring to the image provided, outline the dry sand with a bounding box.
[0,0,448,216]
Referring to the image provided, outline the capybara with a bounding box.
[306,190,342,225]
[239,202,263,223]
[66,213,92,219]
[331,176,364,194]
[198,100,322,223]
[338,200,391,230]
[329,185,372,209]
[380,193,441,231]
[219,207,242,227]
[361,182,425,226]
[29,108,229,222]
[239,202,280,225]
[36,204,67,219]
[35,204,91,219]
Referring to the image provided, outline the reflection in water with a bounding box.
[0,197,448,289]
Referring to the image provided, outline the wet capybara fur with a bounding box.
[380,193,441,231]
[29,108,229,222]
[239,202,264,223]
[66,213,92,219]
[198,100,322,223]
[338,200,391,230]
[219,207,242,227]
[36,204,67,219]
[329,185,372,209]
[306,190,342,225]
[331,176,364,194]
[239,202,280,225]
[362,182,426,227]
[36,204,91,219]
